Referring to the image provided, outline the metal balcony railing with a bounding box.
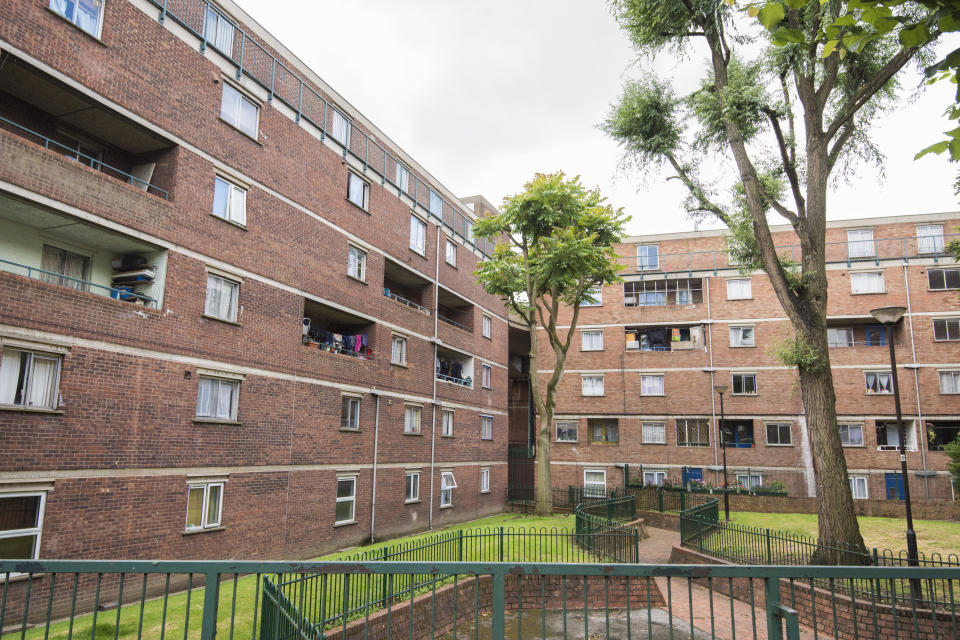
[438,314,472,332]
[0,257,157,307]
[0,116,169,199]
[382,289,429,315]
[436,372,471,386]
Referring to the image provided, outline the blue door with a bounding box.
[682,467,703,487]
[885,473,904,500]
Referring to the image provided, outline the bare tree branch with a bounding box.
[762,106,805,220]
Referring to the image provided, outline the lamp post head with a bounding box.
[870,306,906,325]
[713,384,729,395]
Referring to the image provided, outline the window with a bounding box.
[481,364,492,389]
[205,273,239,322]
[335,477,356,524]
[482,315,492,339]
[927,421,960,451]
[637,245,659,271]
[641,422,666,444]
[581,375,604,396]
[556,421,578,442]
[50,0,104,38]
[480,415,493,440]
[850,271,884,294]
[849,476,869,499]
[204,6,234,55]
[676,418,709,447]
[643,471,666,486]
[0,493,46,560]
[330,109,351,147]
[865,371,892,394]
[876,421,917,451]
[640,374,664,396]
[940,371,960,394]
[186,482,223,531]
[196,376,239,421]
[220,83,258,138]
[581,330,603,351]
[480,468,491,493]
[584,470,606,497]
[0,348,61,410]
[864,325,886,346]
[827,328,854,348]
[429,190,443,217]
[405,471,419,502]
[391,335,407,366]
[440,471,456,507]
[847,229,875,258]
[213,177,247,225]
[721,421,754,447]
[929,268,960,290]
[40,244,90,291]
[917,224,944,254]
[404,405,421,434]
[766,423,792,446]
[839,423,864,446]
[726,278,752,300]
[624,278,703,307]
[729,326,755,347]
[348,246,366,281]
[934,318,960,341]
[441,409,454,437]
[340,395,360,430]
[410,215,427,255]
[736,474,762,489]
[347,173,369,210]
[395,163,410,194]
[732,373,757,395]
[446,239,457,267]
[580,286,602,307]
[589,419,619,444]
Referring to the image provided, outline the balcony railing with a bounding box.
[438,314,472,332]
[436,372,471,386]
[0,116,169,199]
[383,288,429,315]
[0,257,157,307]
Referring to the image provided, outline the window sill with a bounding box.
[589,442,620,446]
[850,292,886,296]
[183,526,225,536]
[732,394,758,397]
[865,393,893,396]
[441,434,455,439]
[47,8,107,45]
[482,386,492,391]
[480,438,493,442]
[841,444,866,448]
[193,418,242,426]
[581,349,604,353]
[439,504,453,510]
[729,345,756,349]
[391,362,408,368]
[639,394,666,397]
[409,248,427,259]
[340,428,361,433]
[727,297,753,301]
[765,443,794,447]
[334,520,357,528]
[480,490,491,495]
[556,440,578,444]
[201,314,242,326]
[0,405,64,415]
[218,117,262,145]
[346,274,367,285]
[445,260,457,269]
[404,499,421,505]
[2,571,48,583]
[345,198,370,215]
[582,394,606,398]
[210,213,248,230]
[402,431,423,436]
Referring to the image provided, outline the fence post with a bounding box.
[499,527,504,562]
[764,576,784,640]
[459,530,464,561]
[680,491,686,512]
[766,529,773,564]
[492,571,505,639]
[657,487,664,513]
[634,528,640,563]
[381,547,389,604]
[200,571,220,640]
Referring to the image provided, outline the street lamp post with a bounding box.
[870,306,920,581]
[714,384,730,521]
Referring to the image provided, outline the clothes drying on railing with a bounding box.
[302,318,368,357]
[436,357,464,380]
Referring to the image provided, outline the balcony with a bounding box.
[302,300,375,360]
[625,324,703,352]
[437,287,474,333]
[436,344,473,387]
[382,258,431,315]
[927,421,960,451]
[623,277,703,308]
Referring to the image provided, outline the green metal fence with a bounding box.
[573,495,640,564]
[630,484,717,514]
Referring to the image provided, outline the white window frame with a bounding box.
[940,370,960,394]
[765,422,792,446]
[410,215,427,255]
[0,347,62,410]
[864,371,893,395]
[445,239,457,267]
[481,364,492,389]
[195,375,240,421]
[204,6,235,55]
[933,318,960,342]
[219,83,259,139]
[641,422,666,444]
[839,423,864,447]
[640,374,665,396]
[50,0,105,38]
[584,469,606,497]
[732,373,758,396]
[441,409,454,437]
[849,475,869,500]
[917,224,945,254]
[480,415,493,440]
[440,471,457,507]
[726,278,752,300]
[340,394,361,430]
[391,334,407,366]
[555,421,578,442]
[330,109,351,147]
[348,245,367,282]
[736,473,763,489]
[347,172,369,211]
[212,176,247,226]
[204,273,240,322]
[581,330,604,351]
[335,476,356,524]
[404,404,422,434]
[0,491,46,562]
[637,244,659,271]
[405,471,420,503]
[729,326,755,347]
[828,327,855,348]
[847,228,875,259]
[185,482,223,531]
[850,271,885,295]
[929,268,960,291]
[480,468,491,493]
[643,470,666,486]
[482,315,492,339]
[581,374,605,396]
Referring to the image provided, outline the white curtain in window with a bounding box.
[205,8,234,56]
[230,187,246,225]
[395,163,409,193]
[392,337,405,364]
[206,276,238,321]
[727,279,751,299]
[50,0,71,20]
[641,375,664,395]
[917,224,945,254]
[76,0,101,35]
[582,331,603,350]
[865,372,891,393]
[410,216,426,253]
[429,191,442,217]
[847,229,875,258]
[330,110,350,146]
[851,272,884,294]
[216,380,234,418]
[0,349,21,405]
[941,372,960,394]
[348,175,366,208]
[582,376,603,395]
[26,356,57,408]
[642,423,665,444]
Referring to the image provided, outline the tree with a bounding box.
[945,434,960,492]
[473,172,628,515]
[603,1,941,561]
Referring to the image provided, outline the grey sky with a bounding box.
[238,0,959,236]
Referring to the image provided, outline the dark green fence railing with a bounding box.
[573,494,640,564]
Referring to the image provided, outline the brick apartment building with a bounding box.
[0,0,516,561]
[536,214,960,503]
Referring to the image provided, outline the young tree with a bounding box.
[473,172,628,515]
[603,1,941,561]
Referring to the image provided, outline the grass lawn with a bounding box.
[4,514,578,640]
[727,511,960,559]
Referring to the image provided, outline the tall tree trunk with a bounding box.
[534,405,554,516]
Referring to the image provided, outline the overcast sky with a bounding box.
[238,0,959,236]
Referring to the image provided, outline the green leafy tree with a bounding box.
[945,435,960,492]
[473,173,628,515]
[603,0,941,561]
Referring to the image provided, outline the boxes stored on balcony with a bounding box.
[110,254,155,304]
